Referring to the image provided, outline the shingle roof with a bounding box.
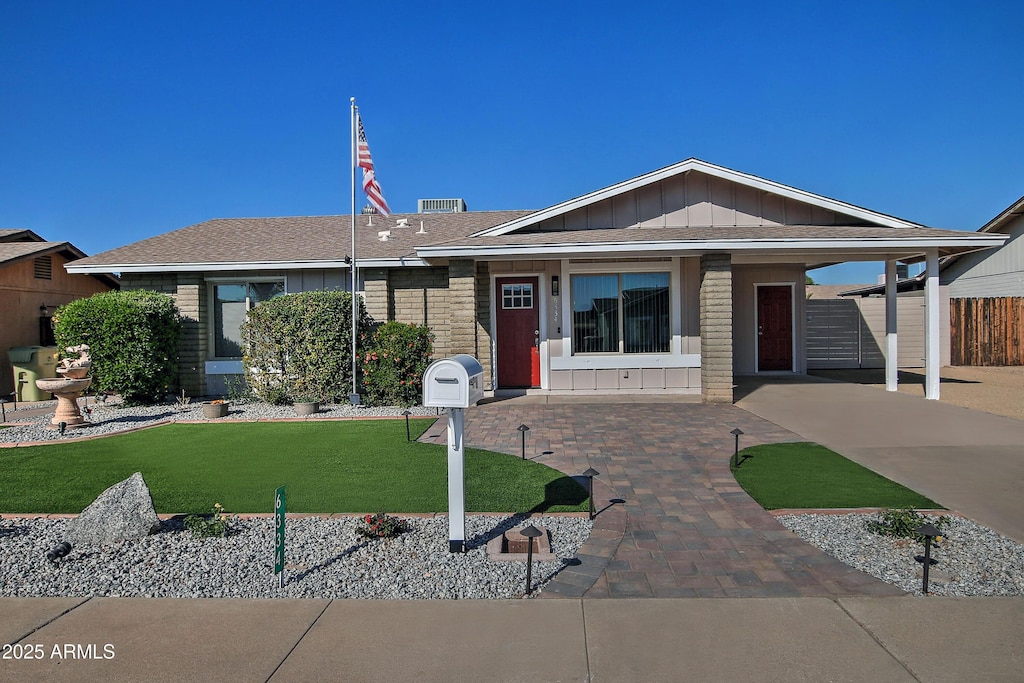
[71,211,533,268]
[0,241,72,266]
[0,228,44,243]
[430,224,977,247]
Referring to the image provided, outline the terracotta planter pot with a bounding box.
[202,401,229,419]
[294,401,319,416]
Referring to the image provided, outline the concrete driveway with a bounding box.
[736,375,1024,543]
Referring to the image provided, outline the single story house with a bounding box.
[66,159,1006,402]
[1,229,119,398]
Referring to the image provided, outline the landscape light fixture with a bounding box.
[915,523,942,594]
[730,428,744,468]
[58,421,67,435]
[517,424,530,460]
[521,524,543,595]
[402,410,412,441]
[582,468,600,520]
[46,541,71,565]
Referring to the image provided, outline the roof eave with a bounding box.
[417,235,1008,259]
[66,259,354,274]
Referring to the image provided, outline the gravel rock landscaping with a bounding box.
[0,398,442,444]
[778,513,1024,597]
[0,515,592,599]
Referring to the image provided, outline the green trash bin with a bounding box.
[9,345,59,401]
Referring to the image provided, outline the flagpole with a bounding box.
[350,97,359,405]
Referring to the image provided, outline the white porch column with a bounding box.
[885,259,899,392]
[925,249,941,399]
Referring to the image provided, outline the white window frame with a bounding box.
[553,259,699,370]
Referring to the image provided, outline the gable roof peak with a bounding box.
[472,158,924,237]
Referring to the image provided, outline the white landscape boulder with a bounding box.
[66,472,162,545]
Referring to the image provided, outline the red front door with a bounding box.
[757,285,793,371]
[496,277,540,388]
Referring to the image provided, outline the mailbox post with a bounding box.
[423,354,484,553]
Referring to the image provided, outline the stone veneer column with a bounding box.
[474,262,493,388]
[361,268,390,322]
[699,254,733,403]
[448,259,477,357]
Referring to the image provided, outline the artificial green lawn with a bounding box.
[731,442,943,510]
[0,420,588,514]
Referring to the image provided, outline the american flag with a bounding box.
[356,113,391,216]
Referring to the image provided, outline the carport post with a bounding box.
[885,259,899,392]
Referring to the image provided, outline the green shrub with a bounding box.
[866,507,950,543]
[241,290,372,404]
[361,321,434,407]
[183,503,233,538]
[53,290,181,404]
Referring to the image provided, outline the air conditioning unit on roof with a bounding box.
[418,198,467,213]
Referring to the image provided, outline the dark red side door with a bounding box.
[496,277,539,388]
[757,285,793,371]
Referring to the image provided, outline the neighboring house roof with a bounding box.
[67,211,532,273]
[937,194,1024,273]
[838,276,927,297]
[0,228,45,243]
[0,238,120,288]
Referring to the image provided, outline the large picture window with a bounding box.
[571,272,670,354]
[212,281,284,358]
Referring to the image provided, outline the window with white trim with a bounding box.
[571,272,670,354]
[211,281,284,359]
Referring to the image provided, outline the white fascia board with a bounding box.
[67,257,430,274]
[418,235,1008,259]
[66,260,352,274]
[473,159,924,237]
[358,258,429,268]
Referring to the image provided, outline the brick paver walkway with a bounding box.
[422,397,904,599]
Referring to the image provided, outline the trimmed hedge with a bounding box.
[361,321,434,407]
[52,290,182,404]
[241,290,371,404]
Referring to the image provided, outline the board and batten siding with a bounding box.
[529,170,863,232]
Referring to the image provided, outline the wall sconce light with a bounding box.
[551,276,559,297]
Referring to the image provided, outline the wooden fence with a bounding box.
[950,297,1024,366]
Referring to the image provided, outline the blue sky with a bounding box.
[2,1,1022,284]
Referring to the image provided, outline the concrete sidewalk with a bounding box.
[2,596,1022,682]
[735,376,1024,543]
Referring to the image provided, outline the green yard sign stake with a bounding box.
[274,485,286,588]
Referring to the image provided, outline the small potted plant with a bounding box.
[202,399,229,419]
[290,381,319,416]
[292,396,319,416]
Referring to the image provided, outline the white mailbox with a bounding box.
[423,354,484,408]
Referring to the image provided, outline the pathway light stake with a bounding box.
[521,524,543,595]
[46,541,71,565]
[517,424,530,460]
[915,523,941,594]
[583,468,600,521]
[58,421,67,435]
[730,428,744,468]
[402,410,412,441]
